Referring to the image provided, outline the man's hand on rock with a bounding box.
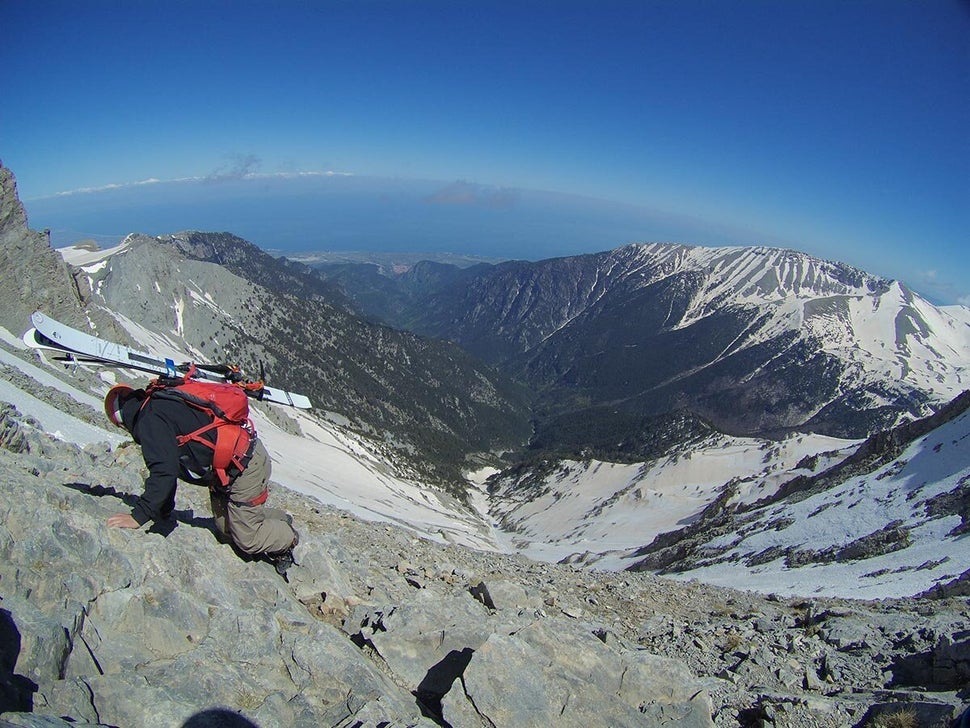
[107,513,140,529]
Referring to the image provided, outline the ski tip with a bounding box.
[31,311,46,327]
[289,395,313,409]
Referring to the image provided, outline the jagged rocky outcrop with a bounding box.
[0,407,968,727]
[0,163,150,357]
[0,162,85,336]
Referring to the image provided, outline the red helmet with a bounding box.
[104,384,135,428]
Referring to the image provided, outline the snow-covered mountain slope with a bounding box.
[486,391,970,599]
[653,243,970,408]
[253,406,500,549]
[628,392,970,599]
[325,242,970,444]
[486,431,859,566]
[59,237,133,267]
[675,422,969,599]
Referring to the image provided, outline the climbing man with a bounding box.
[103,378,299,577]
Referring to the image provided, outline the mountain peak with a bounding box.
[0,160,29,237]
[0,162,89,334]
[616,242,892,304]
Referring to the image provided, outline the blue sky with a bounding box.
[2,0,968,304]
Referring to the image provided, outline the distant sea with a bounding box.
[24,174,751,261]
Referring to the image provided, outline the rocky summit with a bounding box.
[0,404,967,728]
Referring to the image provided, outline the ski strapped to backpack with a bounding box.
[25,311,312,408]
[143,364,256,487]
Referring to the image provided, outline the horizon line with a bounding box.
[28,170,356,200]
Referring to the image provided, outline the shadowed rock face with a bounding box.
[0,162,145,356]
[0,162,84,336]
[0,405,967,728]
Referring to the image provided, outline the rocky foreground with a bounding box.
[0,404,967,728]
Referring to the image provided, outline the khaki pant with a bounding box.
[210,440,296,556]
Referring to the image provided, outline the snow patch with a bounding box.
[58,239,131,267]
[489,431,859,568]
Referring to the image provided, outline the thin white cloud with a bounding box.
[37,170,353,200]
[54,178,162,197]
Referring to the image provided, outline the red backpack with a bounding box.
[143,365,256,486]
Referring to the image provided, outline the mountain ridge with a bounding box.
[5,160,964,597]
[312,241,970,449]
[63,231,533,490]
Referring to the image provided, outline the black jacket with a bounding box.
[120,395,220,525]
